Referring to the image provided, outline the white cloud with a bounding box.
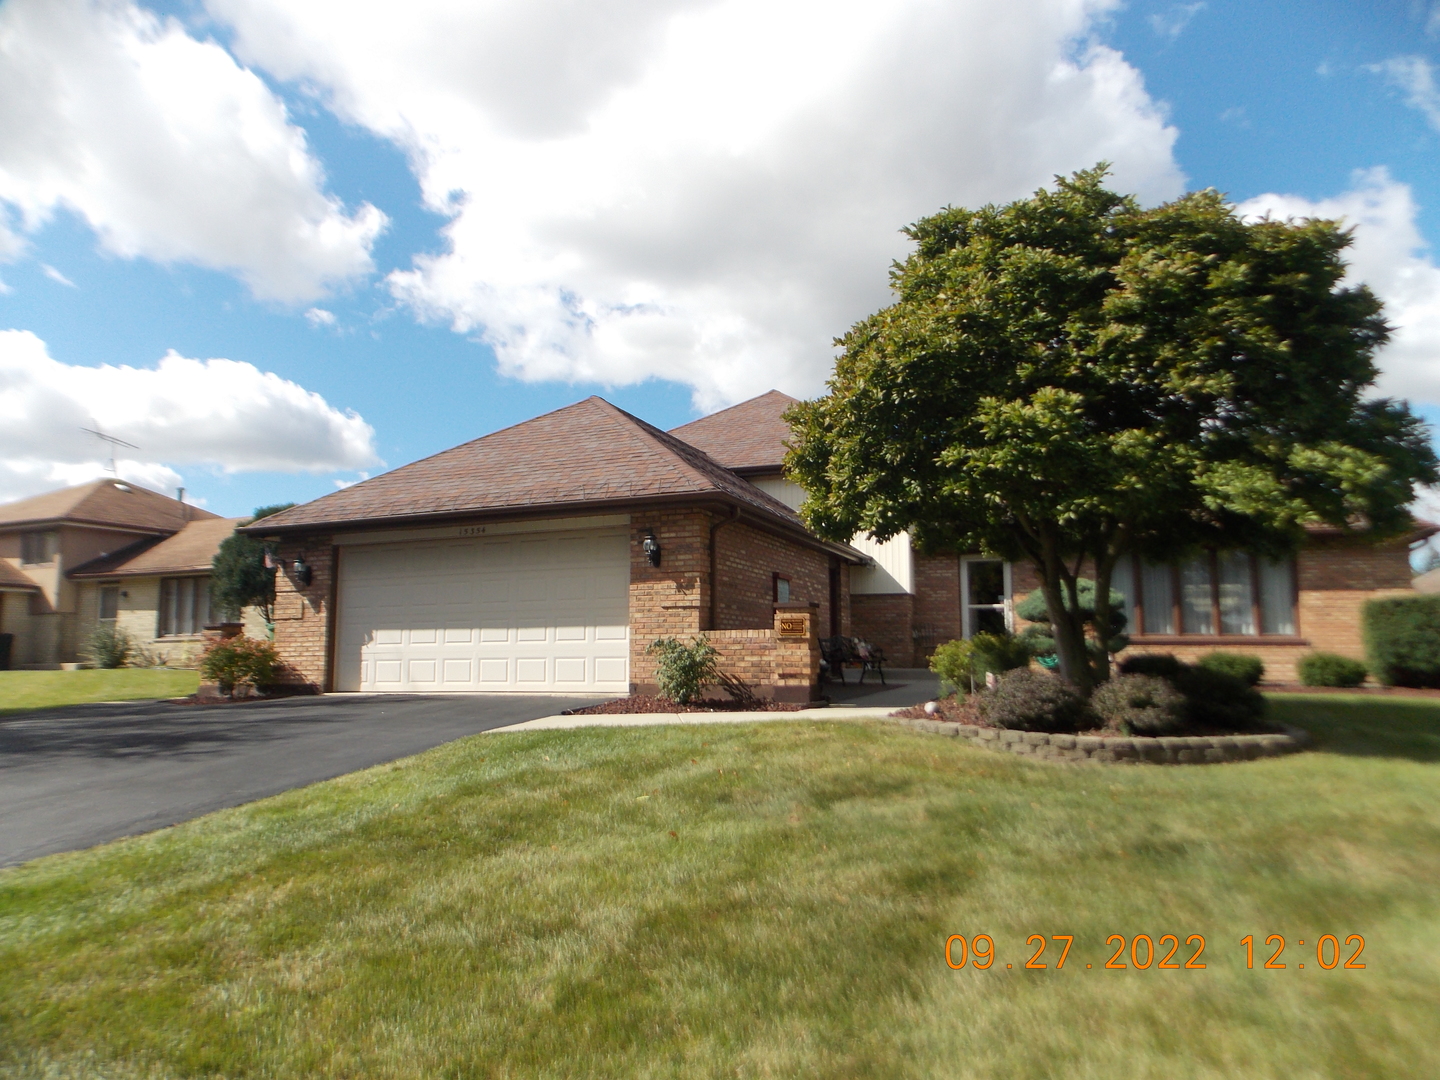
[1237,168,1440,407]
[40,264,75,287]
[304,306,336,328]
[1370,55,1440,131]
[0,329,379,503]
[1149,3,1205,40]
[0,0,386,302]
[207,0,1184,409]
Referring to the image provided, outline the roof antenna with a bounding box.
[81,422,139,477]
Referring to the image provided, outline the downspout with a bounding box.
[709,506,741,631]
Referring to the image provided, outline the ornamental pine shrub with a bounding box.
[1297,652,1368,688]
[200,635,283,696]
[1090,673,1186,735]
[1117,653,1185,680]
[646,636,720,704]
[1198,652,1265,687]
[1363,595,1440,688]
[977,668,1090,733]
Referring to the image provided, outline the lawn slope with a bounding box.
[1,701,1438,1079]
[0,669,199,715]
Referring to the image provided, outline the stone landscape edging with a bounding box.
[888,716,1310,764]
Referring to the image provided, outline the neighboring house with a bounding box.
[243,397,867,699]
[0,480,221,669]
[68,515,263,667]
[245,391,1434,696]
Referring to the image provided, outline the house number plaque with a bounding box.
[778,616,807,638]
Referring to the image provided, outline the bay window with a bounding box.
[1114,554,1297,639]
[159,576,212,637]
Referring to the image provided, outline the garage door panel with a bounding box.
[338,528,630,692]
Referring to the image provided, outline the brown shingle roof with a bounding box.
[0,560,40,590]
[0,479,218,533]
[244,397,826,540]
[668,390,799,475]
[69,517,243,579]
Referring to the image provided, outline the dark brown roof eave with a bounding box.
[241,492,870,565]
[0,517,175,534]
[69,562,214,580]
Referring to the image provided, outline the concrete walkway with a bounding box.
[488,705,899,732]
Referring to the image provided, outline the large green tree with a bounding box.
[210,504,295,626]
[786,167,1437,693]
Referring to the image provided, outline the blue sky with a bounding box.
[1,0,1437,520]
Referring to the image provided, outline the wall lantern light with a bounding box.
[642,531,662,567]
[293,555,313,586]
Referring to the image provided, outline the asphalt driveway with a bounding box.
[0,693,604,868]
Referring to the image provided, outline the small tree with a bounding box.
[210,504,294,627]
[787,167,1436,694]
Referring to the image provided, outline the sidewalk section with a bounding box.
[486,705,898,733]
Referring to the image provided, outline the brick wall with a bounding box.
[713,520,832,633]
[850,593,914,666]
[628,509,709,689]
[914,552,962,661]
[271,537,335,690]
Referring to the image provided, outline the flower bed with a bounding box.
[887,714,1309,764]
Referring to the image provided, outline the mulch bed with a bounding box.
[889,694,1282,738]
[562,694,808,715]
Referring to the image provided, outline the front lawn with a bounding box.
[1,700,1437,1078]
[0,669,200,715]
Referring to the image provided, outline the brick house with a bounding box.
[246,391,1432,696]
[0,480,225,669]
[672,391,1434,684]
[243,397,866,700]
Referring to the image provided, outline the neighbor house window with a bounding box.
[99,586,120,621]
[1114,554,1296,638]
[20,531,57,565]
[773,574,791,603]
[159,576,211,637]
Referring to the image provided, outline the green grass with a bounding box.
[2,698,1438,1078]
[0,669,200,715]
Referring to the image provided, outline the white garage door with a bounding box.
[335,529,630,693]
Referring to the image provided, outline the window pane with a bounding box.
[1111,556,1135,635]
[1141,561,1175,634]
[197,577,211,629]
[1259,558,1296,635]
[972,607,1007,636]
[1218,553,1255,635]
[1180,557,1214,634]
[967,560,1005,606]
[160,579,174,636]
[99,587,119,621]
[775,577,790,603]
[181,578,197,635]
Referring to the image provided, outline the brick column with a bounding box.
[772,601,821,703]
[271,537,335,691]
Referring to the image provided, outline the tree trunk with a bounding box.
[1034,534,1095,696]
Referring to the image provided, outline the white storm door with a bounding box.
[335,529,630,693]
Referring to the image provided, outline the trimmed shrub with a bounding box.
[1090,674,1186,735]
[978,668,1091,733]
[646,636,720,704]
[84,623,133,669]
[930,633,1030,693]
[200,635,282,695]
[1116,652,1266,730]
[1117,653,1185,680]
[1171,665,1266,730]
[1298,652,1368,688]
[1363,595,1440,688]
[1198,652,1265,687]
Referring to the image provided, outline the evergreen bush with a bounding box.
[200,636,283,696]
[1363,595,1440,688]
[977,669,1090,733]
[1198,652,1265,687]
[646,636,720,704]
[1298,652,1368,688]
[84,624,133,669]
[1089,674,1186,735]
